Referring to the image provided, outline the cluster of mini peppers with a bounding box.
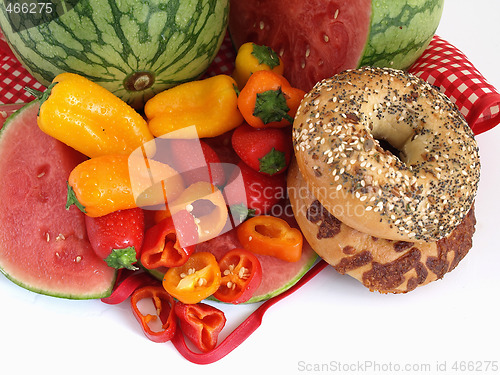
[35,42,306,351]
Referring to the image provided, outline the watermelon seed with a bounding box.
[75,256,82,263]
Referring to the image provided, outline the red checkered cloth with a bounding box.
[409,35,500,135]
[1,32,499,135]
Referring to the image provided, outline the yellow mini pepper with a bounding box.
[232,42,284,90]
[144,74,243,139]
[37,73,154,158]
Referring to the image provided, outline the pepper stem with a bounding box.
[24,82,57,105]
[65,182,87,214]
[253,88,294,125]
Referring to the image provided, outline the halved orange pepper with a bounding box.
[236,215,303,262]
[66,154,184,217]
[37,73,154,158]
[163,252,221,304]
[155,181,228,243]
[145,74,244,138]
[237,70,306,129]
[232,42,284,90]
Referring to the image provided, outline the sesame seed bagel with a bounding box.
[287,160,476,294]
[292,67,480,242]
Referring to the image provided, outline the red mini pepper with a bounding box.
[237,70,306,128]
[213,248,262,304]
[174,301,226,352]
[130,285,176,343]
[140,210,199,270]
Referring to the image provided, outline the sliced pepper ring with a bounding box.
[140,209,198,270]
[130,285,176,343]
[163,252,221,304]
[213,248,262,304]
[174,301,226,353]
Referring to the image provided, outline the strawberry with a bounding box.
[231,122,292,175]
[85,208,145,270]
[224,160,286,216]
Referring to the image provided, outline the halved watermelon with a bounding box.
[229,0,444,91]
[0,101,116,299]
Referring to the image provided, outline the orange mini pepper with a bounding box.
[237,70,306,129]
[232,42,284,90]
[145,75,244,138]
[236,215,303,262]
[163,252,221,304]
[66,154,184,217]
[37,73,154,158]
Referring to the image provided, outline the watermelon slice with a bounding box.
[0,101,116,299]
[228,0,444,91]
[146,209,318,304]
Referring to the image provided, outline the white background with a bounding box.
[1,1,499,374]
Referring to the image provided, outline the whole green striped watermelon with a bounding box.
[229,0,444,91]
[0,0,229,108]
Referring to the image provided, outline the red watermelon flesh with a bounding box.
[229,0,371,91]
[0,101,116,299]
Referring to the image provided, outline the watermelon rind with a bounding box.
[0,262,116,300]
[0,101,117,300]
[0,0,229,108]
[244,252,318,304]
[358,0,444,69]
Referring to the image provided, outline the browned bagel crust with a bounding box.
[288,160,476,294]
[292,67,480,242]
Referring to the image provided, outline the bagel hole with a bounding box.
[375,138,404,160]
